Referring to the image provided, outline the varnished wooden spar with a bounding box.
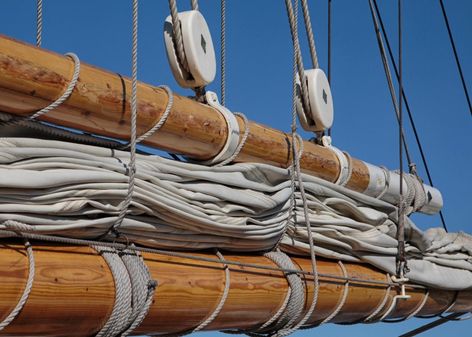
[0,242,470,337]
[0,35,442,215]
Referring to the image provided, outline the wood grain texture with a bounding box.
[0,34,377,192]
[0,242,470,337]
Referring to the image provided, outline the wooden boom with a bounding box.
[0,242,470,337]
[0,35,442,214]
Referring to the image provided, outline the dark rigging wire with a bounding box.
[396,0,407,277]
[439,0,472,116]
[367,0,413,167]
[372,0,449,232]
[327,0,332,137]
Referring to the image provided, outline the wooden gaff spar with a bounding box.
[0,35,442,214]
[0,242,471,337]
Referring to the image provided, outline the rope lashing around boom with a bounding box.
[0,235,34,332]
[160,250,231,337]
[120,85,175,150]
[93,246,157,337]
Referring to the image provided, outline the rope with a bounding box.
[383,290,429,323]
[168,0,190,73]
[190,250,230,333]
[367,0,413,167]
[284,0,311,117]
[396,0,408,280]
[119,247,157,337]
[364,275,393,322]
[439,0,472,116]
[301,260,350,329]
[320,261,349,324]
[94,246,133,337]
[273,2,320,334]
[213,112,249,167]
[0,226,416,290]
[327,0,332,136]
[190,0,199,11]
[93,245,157,337]
[371,0,449,232]
[121,85,174,149]
[112,0,139,234]
[240,251,306,336]
[220,0,226,105]
[28,53,80,121]
[0,239,34,332]
[35,0,42,47]
[300,0,319,69]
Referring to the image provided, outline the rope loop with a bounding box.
[121,85,174,150]
[0,238,35,332]
[29,52,81,121]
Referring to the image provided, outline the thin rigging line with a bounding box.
[396,0,407,276]
[35,0,42,47]
[220,0,226,106]
[439,0,472,116]
[0,228,420,289]
[372,0,449,232]
[327,0,332,137]
[367,0,413,167]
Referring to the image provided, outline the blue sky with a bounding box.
[0,0,470,336]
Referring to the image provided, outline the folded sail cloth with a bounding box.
[0,138,470,290]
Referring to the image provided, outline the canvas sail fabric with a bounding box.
[0,138,470,290]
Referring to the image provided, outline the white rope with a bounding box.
[0,237,34,332]
[36,0,42,47]
[300,0,319,69]
[220,0,226,105]
[191,250,230,333]
[168,0,190,73]
[28,52,80,121]
[121,85,174,149]
[320,261,349,324]
[364,274,393,323]
[284,0,311,117]
[190,0,199,11]
[112,0,139,234]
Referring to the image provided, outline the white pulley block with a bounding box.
[164,10,216,88]
[296,68,334,132]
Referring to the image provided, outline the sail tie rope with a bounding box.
[364,274,393,322]
[300,260,350,329]
[163,250,231,337]
[93,245,157,337]
[229,251,306,337]
[0,223,34,332]
[120,85,174,150]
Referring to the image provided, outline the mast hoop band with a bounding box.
[321,137,351,186]
[196,91,241,165]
